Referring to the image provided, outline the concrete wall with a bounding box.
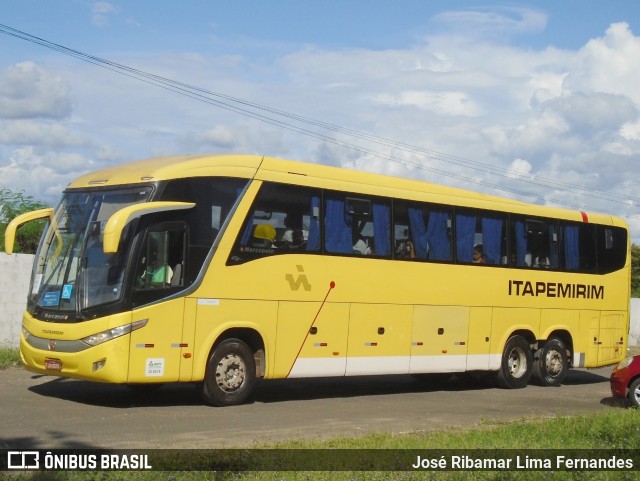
[0,253,34,347]
[630,299,640,347]
[1,251,639,349]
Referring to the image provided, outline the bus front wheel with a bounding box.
[532,338,568,387]
[202,338,256,407]
[495,335,533,389]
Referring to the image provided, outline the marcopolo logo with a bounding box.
[285,265,312,291]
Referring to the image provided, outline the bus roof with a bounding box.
[68,154,263,188]
[66,153,623,227]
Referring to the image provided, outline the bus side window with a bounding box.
[456,210,506,265]
[135,225,187,291]
[393,202,414,259]
[393,201,452,261]
[325,193,391,257]
[160,176,248,284]
[325,196,353,254]
[424,208,452,261]
[229,182,321,264]
[597,225,627,274]
[511,217,558,269]
[561,222,596,273]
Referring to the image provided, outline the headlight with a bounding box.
[22,326,31,341]
[82,319,148,346]
[615,356,634,370]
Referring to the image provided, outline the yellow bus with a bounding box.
[5,154,630,406]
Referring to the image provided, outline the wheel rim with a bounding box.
[215,353,246,392]
[632,384,640,404]
[545,349,564,377]
[508,347,527,378]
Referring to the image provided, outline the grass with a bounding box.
[0,346,20,368]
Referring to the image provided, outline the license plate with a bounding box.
[44,358,62,371]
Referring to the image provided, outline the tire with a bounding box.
[495,335,533,389]
[532,338,568,387]
[202,338,256,407]
[629,378,640,408]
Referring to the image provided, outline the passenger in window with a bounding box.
[280,228,294,245]
[525,252,532,267]
[250,224,277,249]
[472,244,486,264]
[287,229,306,250]
[139,238,174,287]
[280,218,294,245]
[534,255,550,268]
[148,263,173,285]
[281,227,308,246]
[138,267,172,288]
[396,239,416,259]
[353,237,372,255]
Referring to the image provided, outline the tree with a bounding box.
[0,187,50,254]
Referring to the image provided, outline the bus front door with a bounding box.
[126,224,190,383]
[127,298,187,383]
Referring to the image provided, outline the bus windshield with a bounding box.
[29,187,152,318]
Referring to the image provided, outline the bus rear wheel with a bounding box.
[532,338,568,387]
[202,338,256,407]
[495,335,533,389]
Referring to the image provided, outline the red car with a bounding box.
[610,355,640,407]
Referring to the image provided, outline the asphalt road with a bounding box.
[0,363,629,450]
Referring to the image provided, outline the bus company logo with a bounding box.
[7,451,39,470]
[285,265,312,291]
[48,340,57,351]
[508,280,604,299]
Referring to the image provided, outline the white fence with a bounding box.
[1,252,639,348]
[630,298,640,347]
[0,253,35,347]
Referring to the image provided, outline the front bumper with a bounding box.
[610,369,628,398]
[20,330,131,383]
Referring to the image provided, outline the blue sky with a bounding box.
[2,1,640,239]
[4,1,640,51]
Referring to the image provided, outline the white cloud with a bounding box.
[0,120,89,149]
[621,120,640,141]
[507,158,532,178]
[92,2,118,27]
[433,6,548,39]
[177,122,288,157]
[561,93,636,133]
[566,23,640,104]
[371,90,483,116]
[0,62,71,119]
[0,147,97,202]
[184,125,238,149]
